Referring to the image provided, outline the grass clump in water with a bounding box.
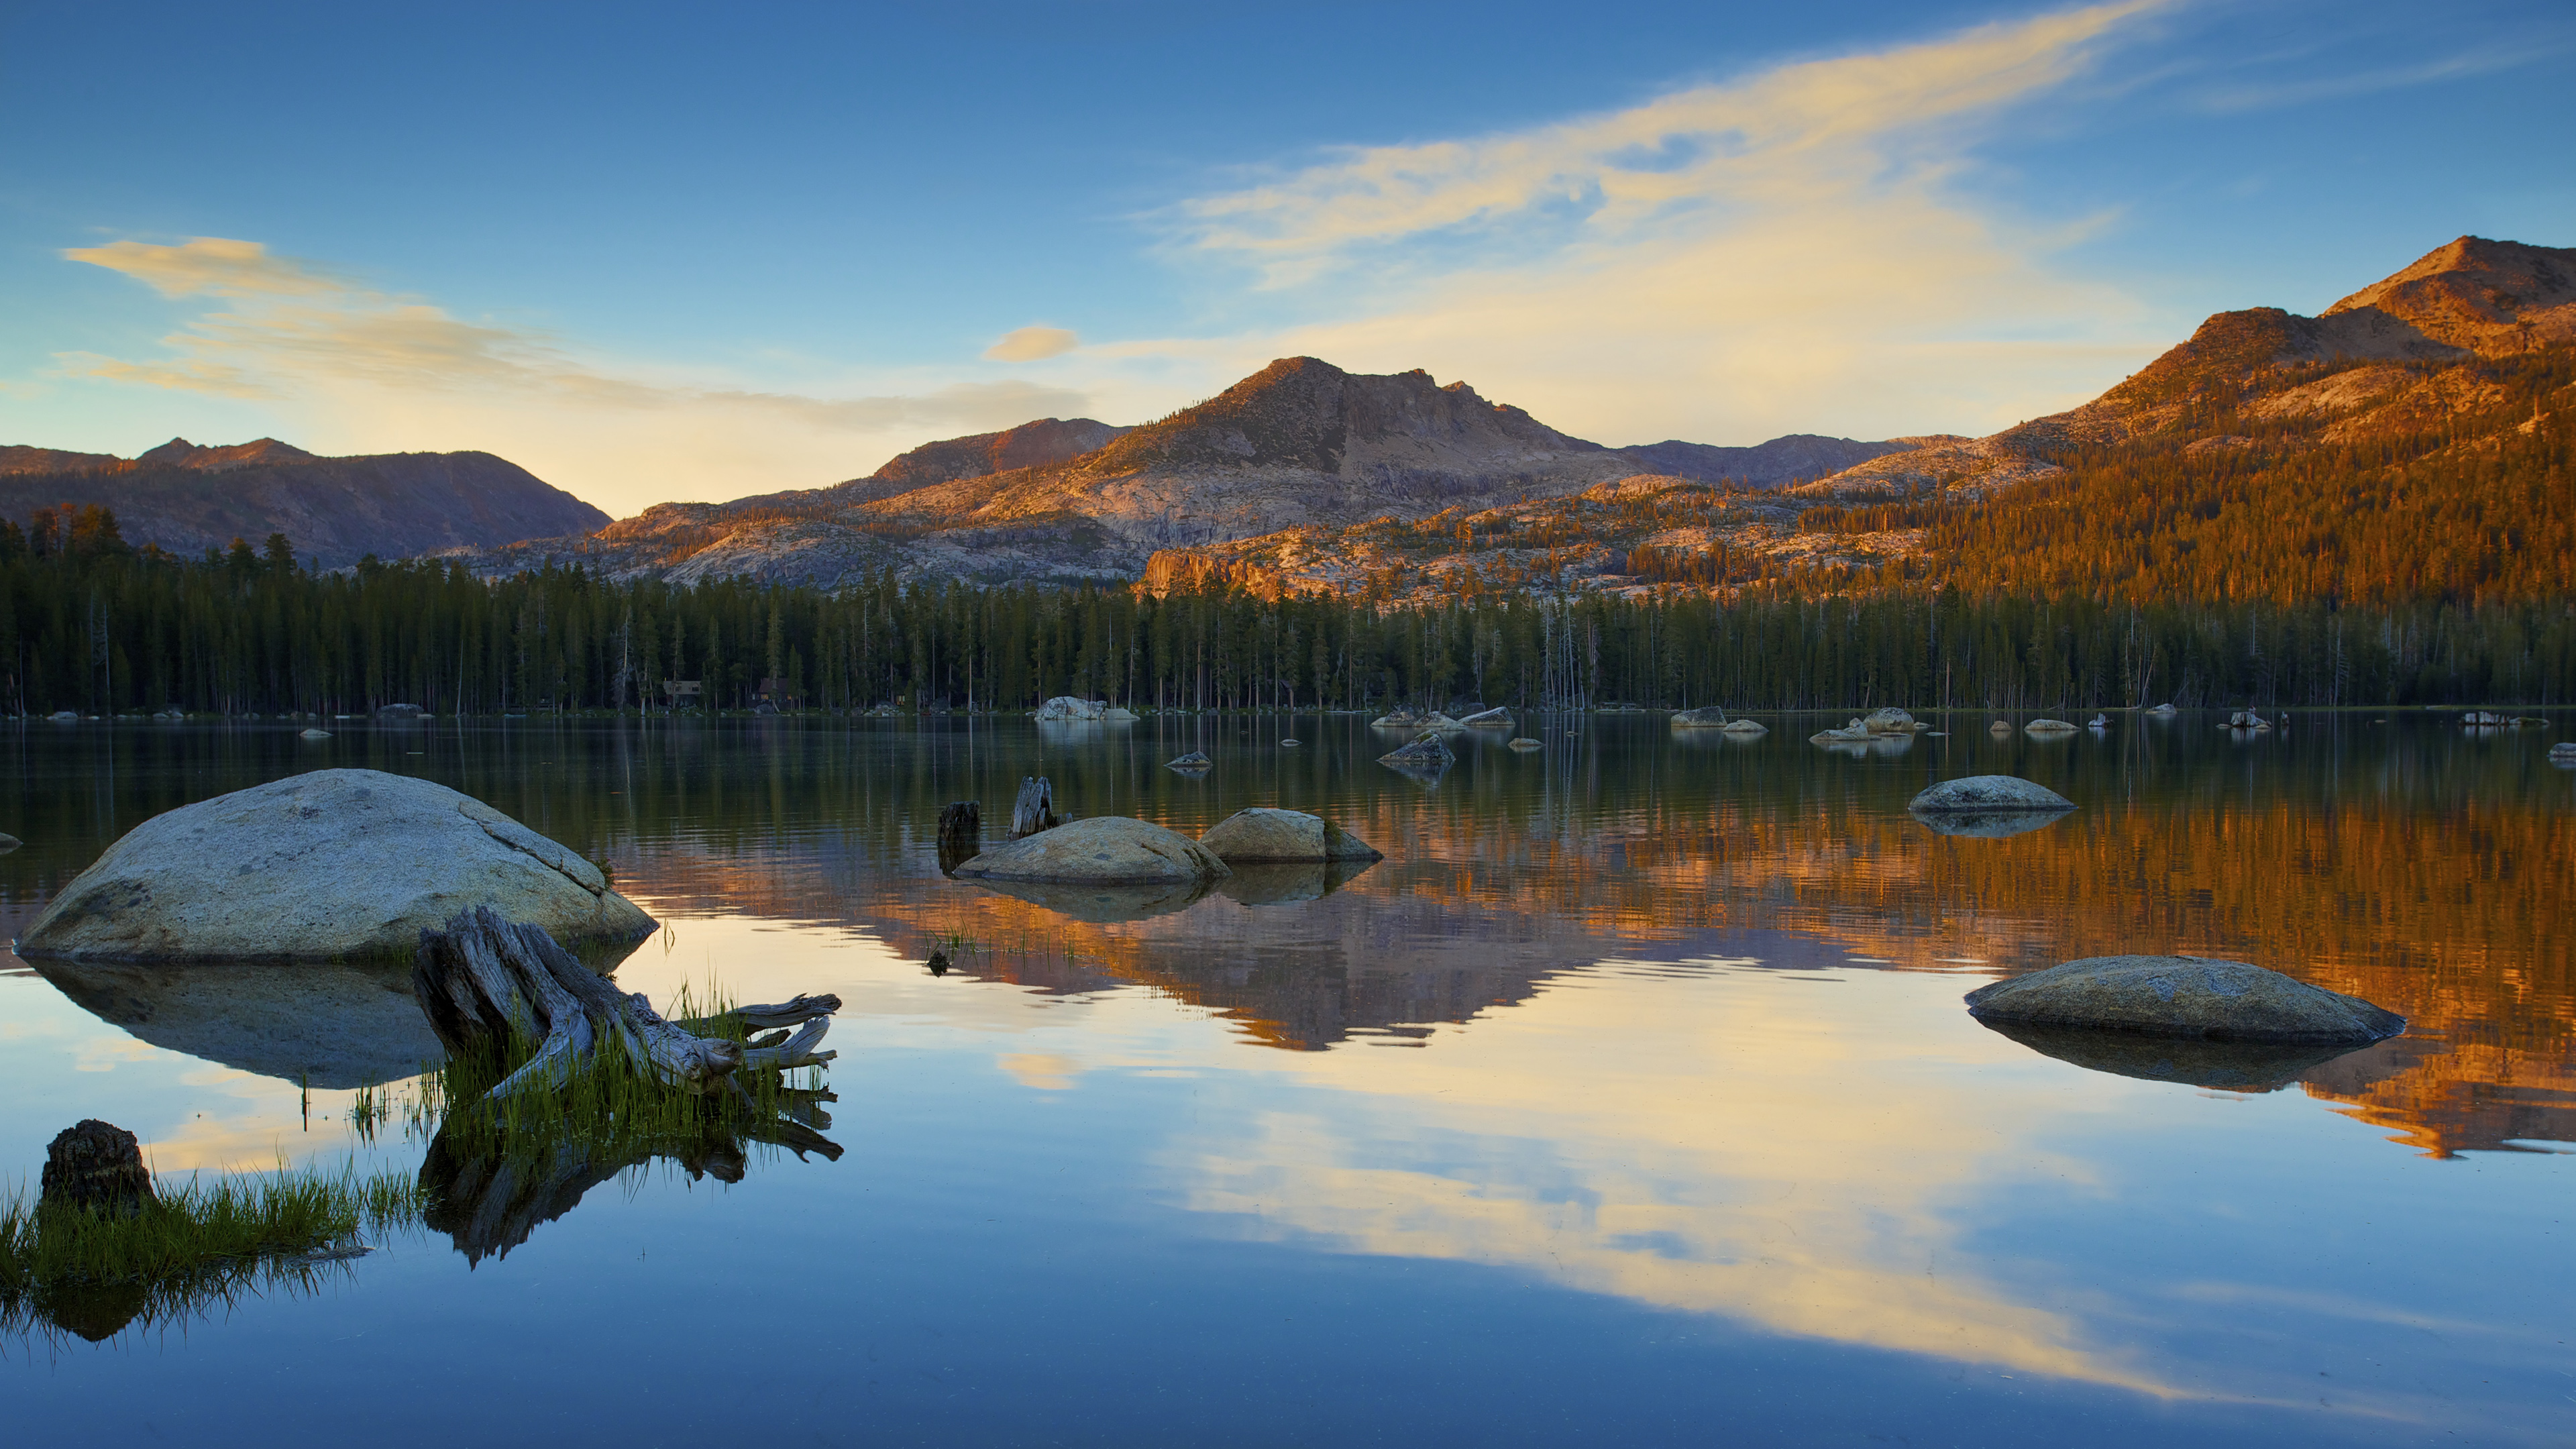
[0,1161,427,1343]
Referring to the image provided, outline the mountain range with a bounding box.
[0,439,612,568]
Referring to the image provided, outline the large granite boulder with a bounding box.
[1199,808,1382,863]
[1908,775,2074,814]
[1964,955,2405,1044]
[1862,707,1923,734]
[950,815,1230,886]
[15,769,655,963]
[2024,718,2080,735]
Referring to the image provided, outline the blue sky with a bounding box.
[1,0,2569,515]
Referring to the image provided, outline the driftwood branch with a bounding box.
[413,907,841,1102]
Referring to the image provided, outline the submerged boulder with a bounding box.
[1167,751,1213,771]
[1721,718,1768,736]
[1862,707,1922,735]
[2023,718,2080,735]
[1964,955,2405,1044]
[951,815,1230,886]
[1507,737,1543,750]
[1908,775,2074,814]
[1198,808,1381,863]
[16,769,655,963]
[1378,731,1456,771]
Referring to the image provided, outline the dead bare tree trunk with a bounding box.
[413,906,839,1102]
[1011,776,1058,837]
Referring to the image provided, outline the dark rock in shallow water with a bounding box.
[1378,731,1455,772]
[1976,1018,2378,1091]
[1167,751,1213,771]
[42,1120,156,1218]
[1965,955,2405,1044]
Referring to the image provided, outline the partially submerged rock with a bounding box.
[1507,737,1542,750]
[1988,720,2015,735]
[42,1120,156,1219]
[1670,706,1731,728]
[2552,741,2576,765]
[2143,703,2178,716]
[1371,708,1433,728]
[1198,808,1381,863]
[1378,731,1456,771]
[2023,718,2080,735]
[1721,718,1767,735]
[1964,955,2405,1044]
[951,815,1230,886]
[0,832,18,852]
[1456,706,1513,729]
[299,728,331,740]
[1908,775,2074,814]
[1862,707,1924,735]
[1167,751,1213,771]
[15,768,655,963]
[1810,718,1873,744]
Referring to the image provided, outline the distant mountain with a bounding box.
[1613,435,1911,488]
[449,358,1653,586]
[0,439,611,568]
[1145,235,2573,606]
[858,417,1130,494]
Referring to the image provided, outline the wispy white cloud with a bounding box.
[1112,1,2178,446]
[984,325,1080,362]
[58,239,1091,513]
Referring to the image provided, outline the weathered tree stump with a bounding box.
[936,800,981,875]
[413,906,840,1102]
[1011,776,1059,837]
[41,1120,156,1219]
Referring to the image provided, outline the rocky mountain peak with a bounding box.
[135,437,319,472]
[1075,357,1605,480]
[860,417,1130,494]
[2324,235,2576,356]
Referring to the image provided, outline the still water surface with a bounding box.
[1,713,2569,1445]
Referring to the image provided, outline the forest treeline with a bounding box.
[4,502,2569,716]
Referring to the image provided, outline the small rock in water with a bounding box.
[300,728,331,739]
[1378,731,1456,771]
[0,831,18,851]
[1964,955,2404,1044]
[2023,718,2080,735]
[1988,720,2014,735]
[1507,737,1542,750]
[1279,738,1301,747]
[42,1120,156,1218]
[1167,751,1213,771]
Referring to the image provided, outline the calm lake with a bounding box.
[1,712,2569,1446]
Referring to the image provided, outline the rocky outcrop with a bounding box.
[949,816,1230,886]
[1908,775,2074,814]
[1964,955,2406,1044]
[1197,808,1381,863]
[15,769,655,962]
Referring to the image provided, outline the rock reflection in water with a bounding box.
[1907,808,2072,840]
[1216,859,1377,907]
[29,959,449,1088]
[1974,1018,2391,1092]
[420,1091,841,1265]
[959,876,1216,923]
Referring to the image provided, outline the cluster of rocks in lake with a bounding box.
[938,790,1385,920]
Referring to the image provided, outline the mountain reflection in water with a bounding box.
[0,714,2567,1441]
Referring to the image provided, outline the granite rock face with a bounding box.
[16,769,655,963]
[951,816,1230,886]
[1964,955,2406,1044]
[1197,808,1381,863]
